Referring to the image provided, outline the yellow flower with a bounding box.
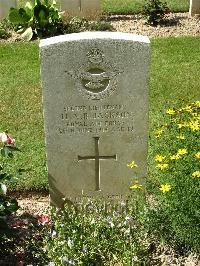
[177,149,187,156]
[154,154,166,162]
[130,184,143,189]
[194,152,200,159]
[171,118,178,123]
[177,123,185,129]
[177,122,189,129]
[192,171,200,178]
[189,121,199,131]
[176,135,185,140]
[170,154,180,160]
[159,184,171,193]
[192,112,198,118]
[156,163,169,170]
[155,128,164,138]
[194,101,200,108]
[184,105,193,113]
[166,109,175,115]
[127,161,138,168]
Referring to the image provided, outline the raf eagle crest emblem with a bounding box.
[68,48,122,100]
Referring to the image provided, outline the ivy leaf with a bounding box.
[1,146,13,158]
[9,7,31,25]
[0,148,6,157]
[0,173,8,181]
[7,199,19,213]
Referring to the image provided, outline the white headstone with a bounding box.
[0,0,16,20]
[40,32,150,207]
[60,0,101,18]
[189,0,200,16]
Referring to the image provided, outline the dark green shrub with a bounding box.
[142,0,169,26]
[0,131,20,265]
[0,131,19,231]
[0,19,12,39]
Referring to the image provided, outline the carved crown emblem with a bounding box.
[87,48,104,64]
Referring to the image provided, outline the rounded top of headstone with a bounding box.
[40,32,150,48]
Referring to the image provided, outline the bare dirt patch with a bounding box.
[109,12,200,38]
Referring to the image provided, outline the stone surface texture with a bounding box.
[40,32,150,207]
[189,0,200,16]
[0,0,16,20]
[60,0,101,18]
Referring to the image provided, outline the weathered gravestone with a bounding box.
[40,32,150,207]
[189,0,200,16]
[60,0,101,18]
[0,0,16,20]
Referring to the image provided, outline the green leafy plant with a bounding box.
[9,0,64,41]
[46,195,148,265]
[0,131,19,230]
[0,213,50,265]
[148,100,200,253]
[142,0,169,26]
[0,19,12,39]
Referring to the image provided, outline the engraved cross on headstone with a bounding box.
[78,0,82,11]
[78,137,117,191]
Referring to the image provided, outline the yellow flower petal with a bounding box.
[177,149,187,156]
[156,163,169,170]
[130,184,143,189]
[154,155,166,162]
[127,161,138,168]
[176,135,185,140]
[194,152,200,159]
[159,184,171,193]
[189,121,199,131]
[166,109,176,115]
[192,171,200,178]
[170,154,180,160]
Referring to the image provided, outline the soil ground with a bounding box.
[109,12,200,38]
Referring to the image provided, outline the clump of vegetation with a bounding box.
[147,100,200,252]
[8,0,113,41]
[0,19,12,39]
[142,0,169,25]
[0,131,19,229]
[45,195,149,265]
[64,16,113,34]
[0,212,50,265]
[0,131,19,261]
[9,0,64,41]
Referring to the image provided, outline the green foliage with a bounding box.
[142,0,169,25]
[9,0,64,40]
[148,100,200,252]
[0,133,19,234]
[0,213,50,265]
[102,0,188,14]
[0,19,12,39]
[46,196,148,265]
[64,16,113,34]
